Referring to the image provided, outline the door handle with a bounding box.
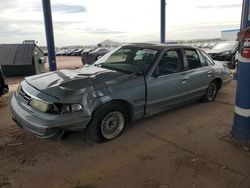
[182,77,189,84]
[182,77,189,81]
[208,71,213,77]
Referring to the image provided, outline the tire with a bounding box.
[88,102,129,142]
[202,81,218,102]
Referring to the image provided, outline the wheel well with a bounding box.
[93,100,133,122]
[111,100,133,121]
[213,78,222,90]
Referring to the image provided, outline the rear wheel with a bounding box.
[88,102,129,142]
[202,82,218,102]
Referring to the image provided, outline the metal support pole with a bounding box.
[232,0,250,142]
[160,0,166,43]
[241,0,250,30]
[42,0,57,71]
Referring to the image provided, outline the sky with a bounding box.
[0,0,242,47]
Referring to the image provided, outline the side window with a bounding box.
[197,50,208,67]
[200,50,215,65]
[184,49,201,69]
[157,50,182,76]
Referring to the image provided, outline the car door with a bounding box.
[146,48,190,116]
[182,48,214,99]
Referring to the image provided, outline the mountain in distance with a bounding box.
[100,39,121,47]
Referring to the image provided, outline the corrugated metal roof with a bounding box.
[0,44,18,65]
[14,44,35,65]
[0,44,36,66]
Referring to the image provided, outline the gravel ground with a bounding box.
[0,57,250,188]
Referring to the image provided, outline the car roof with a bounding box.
[123,43,199,51]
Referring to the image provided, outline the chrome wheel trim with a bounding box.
[101,111,125,140]
[207,83,217,101]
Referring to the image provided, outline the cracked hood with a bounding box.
[25,65,130,98]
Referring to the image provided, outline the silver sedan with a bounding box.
[11,44,232,142]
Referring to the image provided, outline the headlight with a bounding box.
[214,51,232,61]
[49,103,83,114]
[220,51,231,56]
[71,104,83,112]
[29,98,50,112]
[218,51,231,59]
[29,98,83,114]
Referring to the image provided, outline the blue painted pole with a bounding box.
[232,0,250,142]
[241,0,250,31]
[42,0,57,71]
[160,0,166,43]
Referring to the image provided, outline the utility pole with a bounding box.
[232,0,250,143]
[42,0,57,71]
[160,0,166,43]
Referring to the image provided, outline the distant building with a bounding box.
[221,29,240,41]
[0,44,45,76]
[23,40,37,44]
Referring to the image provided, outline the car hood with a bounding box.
[207,49,233,54]
[25,65,132,98]
[214,60,227,67]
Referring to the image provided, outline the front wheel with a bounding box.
[202,82,218,102]
[88,102,129,142]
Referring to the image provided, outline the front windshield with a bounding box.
[94,46,160,75]
[212,42,238,51]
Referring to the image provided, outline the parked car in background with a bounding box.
[0,68,8,96]
[192,43,201,48]
[56,49,67,56]
[207,41,239,69]
[61,49,68,56]
[81,47,111,65]
[81,48,95,64]
[200,43,209,48]
[11,44,232,142]
[207,42,217,49]
[71,48,84,56]
[65,49,76,56]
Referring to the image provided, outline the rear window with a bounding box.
[200,50,215,65]
[184,49,201,69]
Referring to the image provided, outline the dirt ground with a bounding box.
[45,56,83,71]
[1,57,250,188]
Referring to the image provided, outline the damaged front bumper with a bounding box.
[11,94,91,138]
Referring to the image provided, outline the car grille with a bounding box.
[19,87,32,103]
